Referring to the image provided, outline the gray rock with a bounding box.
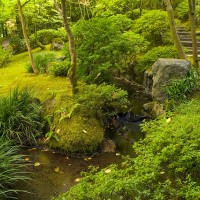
[102,139,116,153]
[152,58,190,103]
[51,40,64,51]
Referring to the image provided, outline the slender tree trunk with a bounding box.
[60,0,78,94]
[188,0,199,67]
[17,0,38,74]
[165,0,186,59]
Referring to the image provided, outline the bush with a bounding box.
[30,29,67,45]
[0,46,11,67]
[133,10,172,45]
[72,83,130,119]
[71,15,149,83]
[48,60,70,77]
[0,137,27,199]
[55,100,200,200]
[175,0,189,21]
[138,46,179,72]
[10,35,26,54]
[0,87,43,145]
[26,52,57,74]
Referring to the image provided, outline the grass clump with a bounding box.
[0,137,27,199]
[26,52,57,74]
[0,87,43,145]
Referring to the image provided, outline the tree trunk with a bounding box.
[17,0,38,74]
[188,0,199,67]
[60,0,78,94]
[165,0,186,59]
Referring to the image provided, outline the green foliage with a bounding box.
[72,84,130,119]
[48,60,70,77]
[0,46,11,67]
[10,35,26,54]
[138,46,179,72]
[55,100,200,200]
[30,29,66,45]
[72,15,149,83]
[0,137,27,199]
[164,69,199,102]
[0,87,43,145]
[26,52,57,74]
[175,0,188,20]
[133,10,172,46]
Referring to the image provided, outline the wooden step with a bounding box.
[177,31,191,36]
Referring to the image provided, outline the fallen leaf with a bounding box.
[28,148,37,151]
[160,171,165,174]
[54,167,60,173]
[116,153,121,156]
[75,178,80,182]
[166,118,172,123]
[24,157,30,161]
[105,169,111,173]
[34,162,41,167]
[83,129,87,133]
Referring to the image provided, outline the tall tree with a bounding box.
[188,0,199,67]
[165,0,186,59]
[55,0,78,94]
[17,0,38,74]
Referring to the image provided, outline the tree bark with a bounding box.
[17,0,38,74]
[188,0,199,67]
[165,0,186,59]
[59,0,78,94]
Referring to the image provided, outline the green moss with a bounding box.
[50,115,104,153]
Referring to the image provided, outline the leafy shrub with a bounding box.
[175,0,188,21]
[26,52,57,74]
[10,35,26,54]
[71,15,149,83]
[164,69,199,102]
[30,29,67,45]
[72,83,130,119]
[133,10,172,45]
[0,87,43,145]
[138,46,179,72]
[0,46,11,67]
[55,100,200,200]
[48,60,70,77]
[0,138,27,199]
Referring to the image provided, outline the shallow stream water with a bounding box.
[16,94,150,200]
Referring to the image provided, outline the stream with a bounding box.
[16,94,150,200]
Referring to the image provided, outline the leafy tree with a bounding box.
[17,0,38,74]
[133,10,172,46]
[72,15,149,83]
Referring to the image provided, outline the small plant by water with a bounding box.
[0,137,28,199]
[0,87,43,145]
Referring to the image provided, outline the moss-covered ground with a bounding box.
[0,46,104,153]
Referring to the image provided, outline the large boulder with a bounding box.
[152,58,190,103]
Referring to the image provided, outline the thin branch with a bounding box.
[22,0,31,7]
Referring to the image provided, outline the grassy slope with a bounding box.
[0,46,72,102]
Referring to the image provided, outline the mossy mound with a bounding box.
[50,115,104,153]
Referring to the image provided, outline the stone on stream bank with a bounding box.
[143,58,191,116]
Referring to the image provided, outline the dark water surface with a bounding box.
[16,149,122,200]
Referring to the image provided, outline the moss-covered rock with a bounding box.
[50,115,104,153]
